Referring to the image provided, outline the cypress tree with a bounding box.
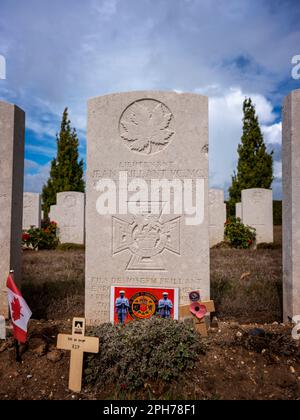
[228,98,273,215]
[42,108,85,218]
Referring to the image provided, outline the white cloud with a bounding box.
[24,161,50,193]
[207,86,277,189]
[26,117,58,139]
[92,0,120,20]
[0,0,293,199]
[274,161,282,180]
[26,143,56,157]
[262,122,282,145]
[24,159,40,171]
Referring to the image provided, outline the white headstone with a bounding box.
[85,91,210,325]
[0,102,25,318]
[56,192,85,245]
[282,89,300,321]
[209,189,226,247]
[241,188,273,244]
[49,205,58,222]
[236,202,242,219]
[23,193,41,229]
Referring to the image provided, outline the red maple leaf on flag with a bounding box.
[11,296,23,322]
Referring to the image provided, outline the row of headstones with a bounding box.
[0,90,299,323]
[25,189,230,248]
[24,187,273,248]
[22,192,85,245]
[209,188,273,247]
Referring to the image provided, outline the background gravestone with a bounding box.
[282,89,300,321]
[209,189,226,247]
[23,192,41,229]
[0,101,25,318]
[49,204,58,222]
[236,202,242,219]
[56,192,85,245]
[241,188,273,244]
[86,91,209,325]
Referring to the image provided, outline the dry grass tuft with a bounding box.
[211,226,282,323]
[22,250,85,319]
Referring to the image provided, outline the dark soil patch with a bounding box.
[0,320,299,400]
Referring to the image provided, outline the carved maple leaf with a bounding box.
[11,296,23,322]
[120,102,174,154]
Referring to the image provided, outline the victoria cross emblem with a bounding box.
[112,210,181,271]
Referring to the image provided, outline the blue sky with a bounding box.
[0,0,300,198]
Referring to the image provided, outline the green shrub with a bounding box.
[224,217,256,249]
[85,318,206,393]
[22,221,59,250]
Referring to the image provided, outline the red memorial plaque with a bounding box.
[110,286,179,324]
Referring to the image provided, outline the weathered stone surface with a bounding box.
[49,205,58,223]
[0,101,25,318]
[0,315,5,340]
[23,193,41,229]
[241,188,273,244]
[209,189,226,247]
[86,91,209,324]
[56,192,85,244]
[236,202,242,219]
[282,89,300,321]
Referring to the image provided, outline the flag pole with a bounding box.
[9,270,21,363]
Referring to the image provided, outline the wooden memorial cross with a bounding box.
[179,297,215,337]
[57,317,99,393]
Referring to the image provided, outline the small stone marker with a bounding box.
[57,317,99,393]
[0,315,5,340]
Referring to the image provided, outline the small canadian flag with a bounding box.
[6,272,32,343]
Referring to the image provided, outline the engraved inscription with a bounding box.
[112,211,181,271]
[119,99,175,155]
[62,195,77,209]
[251,190,264,204]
